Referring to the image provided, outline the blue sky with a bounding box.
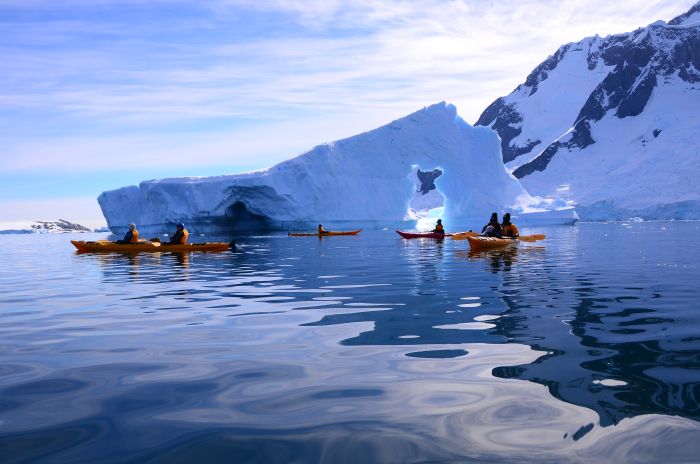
[0,0,695,226]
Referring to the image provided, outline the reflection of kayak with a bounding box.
[71,240,232,253]
[288,229,362,237]
[396,230,449,239]
[450,231,479,240]
[466,235,517,250]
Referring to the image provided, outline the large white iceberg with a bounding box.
[99,102,577,234]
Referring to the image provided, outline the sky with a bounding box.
[0,0,695,227]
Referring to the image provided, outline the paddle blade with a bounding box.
[518,234,546,242]
[450,231,478,240]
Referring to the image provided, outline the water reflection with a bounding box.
[306,225,700,429]
[400,237,446,296]
[2,225,699,462]
[306,238,506,347]
[488,225,700,428]
[77,251,193,283]
[457,247,519,273]
[492,282,700,427]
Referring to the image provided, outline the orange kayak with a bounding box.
[288,229,362,237]
[71,240,232,253]
[466,235,518,250]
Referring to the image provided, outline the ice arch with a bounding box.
[407,166,446,229]
[98,102,576,234]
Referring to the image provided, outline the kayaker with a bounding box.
[501,213,519,238]
[165,223,189,245]
[116,223,139,244]
[481,213,503,237]
[318,224,329,235]
[432,219,445,234]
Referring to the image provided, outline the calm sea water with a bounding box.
[1,222,699,463]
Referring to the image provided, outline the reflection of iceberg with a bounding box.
[305,239,508,347]
[489,226,700,428]
[99,102,576,234]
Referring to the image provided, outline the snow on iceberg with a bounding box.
[98,102,577,234]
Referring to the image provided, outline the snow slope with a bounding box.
[476,2,700,220]
[0,219,93,234]
[99,102,576,234]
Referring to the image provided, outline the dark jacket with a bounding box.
[481,221,502,237]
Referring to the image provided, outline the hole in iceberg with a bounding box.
[224,201,272,230]
[406,166,445,229]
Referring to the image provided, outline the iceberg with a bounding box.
[99,102,577,234]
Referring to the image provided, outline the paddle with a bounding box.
[516,234,546,242]
[450,231,478,240]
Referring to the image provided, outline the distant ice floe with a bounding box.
[0,219,94,235]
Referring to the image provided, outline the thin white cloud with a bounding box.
[0,0,696,165]
[5,1,694,117]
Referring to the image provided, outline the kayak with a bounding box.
[396,230,450,239]
[466,235,518,250]
[456,232,546,243]
[71,240,232,253]
[288,229,362,237]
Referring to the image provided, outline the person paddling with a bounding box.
[165,223,189,245]
[318,224,329,235]
[501,213,519,239]
[481,213,503,237]
[432,219,445,234]
[116,223,139,244]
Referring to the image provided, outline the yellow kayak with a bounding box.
[71,240,232,253]
[466,235,518,250]
[453,232,546,243]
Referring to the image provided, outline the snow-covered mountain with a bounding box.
[99,102,576,234]
[0,219,93,234]
[476,2,700,220]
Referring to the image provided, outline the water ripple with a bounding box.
[0,225,699,462]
